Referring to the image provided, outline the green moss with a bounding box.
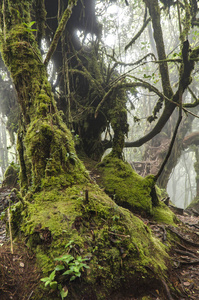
[98,155,154,215]
[0,4,172,299]
[3,163,19,187]
[187,196,199,208]
[98,156,176,226]
[152,201,177,225]
[14,181,169,299]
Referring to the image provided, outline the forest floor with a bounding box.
[1,185,199,299]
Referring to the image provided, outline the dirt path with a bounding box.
[1,187,199,299]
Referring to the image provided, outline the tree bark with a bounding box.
[0,0,88,192]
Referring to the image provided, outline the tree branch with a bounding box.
[155,102,182,181]
[125,17,151,51]
[44,1,75,66]
[183,132,199,148]
[144,0,173,98]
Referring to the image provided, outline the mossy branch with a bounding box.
[184,87,199,108]
[70,45,104,95]
[44,2,75,66]
[107,53,157,68]
[94,78,125,118]
[125,17,151,51]
[179,0,191,42]
[102,77,199,150]
[123,38,198,148]
[69,68,104,96]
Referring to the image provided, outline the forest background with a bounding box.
[0,0,199,299]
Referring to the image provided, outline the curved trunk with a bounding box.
[0,0,88,192]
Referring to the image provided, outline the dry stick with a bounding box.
[8,204,13,254]
[155,100,182,181]
[161,279,174,300]
[27,290,34,300]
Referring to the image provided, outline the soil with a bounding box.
[1,185,199,299]
[0,188,41,300]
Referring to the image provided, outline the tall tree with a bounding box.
[0,1,175,299]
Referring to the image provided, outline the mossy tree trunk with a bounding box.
[0,0,88,193]
[0,3,178,299]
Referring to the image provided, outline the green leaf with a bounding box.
[50,281,58,290]
[54,254,74,264]
[84,265,90,269]
[73,266,80,272]
[49,270,56,281]
[28,21,36,28]
[40,277,49,282]
[55,264,65,271]
[70,275,76,281]
[74,271,81,277]
[65,240,74,248]
[45,280,50,287]
[62,269,73,276]
[60,287,68,299]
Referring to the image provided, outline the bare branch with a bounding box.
[155,93,183,181]
[125,17,151,51]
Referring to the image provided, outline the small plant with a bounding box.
[66,152,77,163]
[55,253,90,281]
[23,21,37,33]
[40,270,57,289]
[41,240,90,299]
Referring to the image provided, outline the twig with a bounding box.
[8,206,13,254]
[125,17,151,51]
[108,231,130,238]
[2,0,6,40]
[27,290,34,300]
[178,259,199,265]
